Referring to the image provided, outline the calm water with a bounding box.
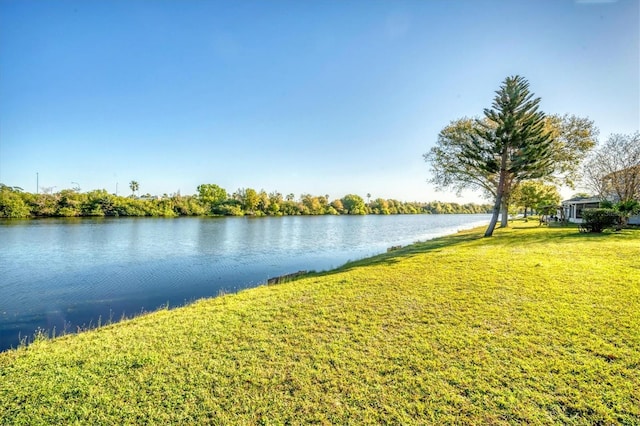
[0,214,490,351]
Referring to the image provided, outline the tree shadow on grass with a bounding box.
[304,230,485,279]
[485,222,637,247]
[279,225,639,284]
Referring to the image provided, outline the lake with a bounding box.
[0,214,490,351]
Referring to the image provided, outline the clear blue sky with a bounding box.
[1,0,638,202]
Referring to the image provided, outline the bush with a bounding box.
[213,202,245,216]
[0,189,31,218]
[581,208,620,233]
[614,200,640,226]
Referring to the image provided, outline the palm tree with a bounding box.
[129,180,139,197]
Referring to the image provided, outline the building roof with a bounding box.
[561,196,601,204]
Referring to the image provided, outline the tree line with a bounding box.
[0,184,493,219]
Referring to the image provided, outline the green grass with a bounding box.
[1,222,639,425]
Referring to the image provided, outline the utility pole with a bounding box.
[36,172,39,194]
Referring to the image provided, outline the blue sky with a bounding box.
[1,0,638,202]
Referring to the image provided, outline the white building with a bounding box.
[561,196,601,224]
[561,196,640,225]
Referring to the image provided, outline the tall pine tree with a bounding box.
[463,76,554,237]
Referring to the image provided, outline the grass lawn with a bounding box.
[1,221,639,424]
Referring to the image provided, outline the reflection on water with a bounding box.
[0,214,490,351]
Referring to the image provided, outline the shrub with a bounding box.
[213,202,245,216]
[0,189,31,218]
[581,208,620,233]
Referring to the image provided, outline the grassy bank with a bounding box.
[1,222,639,424]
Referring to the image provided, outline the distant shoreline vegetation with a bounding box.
[0,183,492,219]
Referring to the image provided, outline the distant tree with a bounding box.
[0,185,30,218]
[32,191,59,216]
[129,181,139,197]
[257,190,270,214]
[370,198,390,214]
[511,181,560,217]
[301,194,324,215]
[330,199,345,214]
[341,194,366,215]
[197,184,227,207]
[583,132,640,203]
[56,189,83,217]
[239,188,259,214]
[214,199,245,216]
[83,190,115,216]
[571,192,592,199]
[267,191,283,215]
[0,184,23,192]
[185,195,208,216]
[280,198,300,215]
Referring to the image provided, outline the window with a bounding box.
[576,202,599,219]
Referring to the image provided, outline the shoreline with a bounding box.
[0,214,491,352]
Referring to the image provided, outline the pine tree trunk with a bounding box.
[500,203,509,227]
[485,180,506,236]
[485,151,509,237]
[485,196,502,237]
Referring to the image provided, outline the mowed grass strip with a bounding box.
[1,222,639,425]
